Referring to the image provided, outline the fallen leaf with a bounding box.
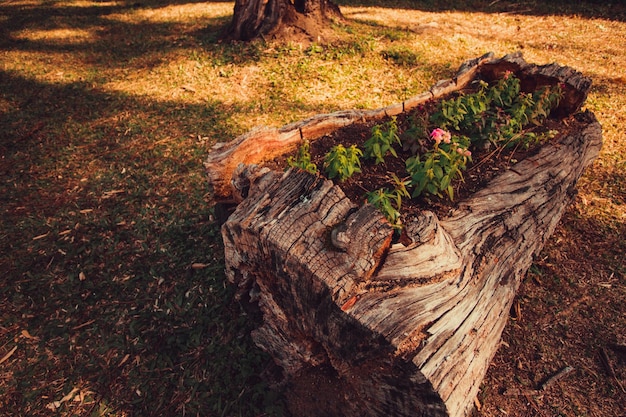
[45,401,61,411]
[73,389,93,403]
[102,189,125,199]
[118,354,130,367]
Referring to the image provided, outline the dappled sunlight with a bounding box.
[104,2,232,24]
[1,1,625,416]
[343,5,626,75]
[2,50,98,84]
[52,0,119,7]
[343,7,527,77]
[13,27,98,45]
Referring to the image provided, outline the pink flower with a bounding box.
[503,70,513,80]
[456,147,472,157]
[430,128,451,145]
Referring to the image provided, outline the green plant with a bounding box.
[363,116,401,164]
[406,129,472,200]
[287,140,318,174]
[365,174,410,228]
[402,112,429,154]
[323,144,363,181]
[431,72,562,150]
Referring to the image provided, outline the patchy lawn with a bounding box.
[1,1,624,416]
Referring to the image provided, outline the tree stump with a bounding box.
[205,53,602,417]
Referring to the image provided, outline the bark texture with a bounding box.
[224,0,342,41]
[208,53,602,417]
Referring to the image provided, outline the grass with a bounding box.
[1,1,625,416]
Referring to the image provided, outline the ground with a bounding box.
[0,0,625,416]
[480,209,626,417]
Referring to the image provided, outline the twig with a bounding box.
[72,320,96,331]
[505,365,574,396]
[524,392,549,417]
[0,345,18,365]
[540,365,574,391]
[467,147,499,173]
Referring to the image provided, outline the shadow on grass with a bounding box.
[0,0,287,408]
[336,0,626,21]
[0,67,286,415]
[0,1,229,57]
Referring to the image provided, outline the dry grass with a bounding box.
[1,1,625,416]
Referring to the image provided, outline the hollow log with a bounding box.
[207,53,602,417]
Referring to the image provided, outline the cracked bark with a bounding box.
[223,0,342,41]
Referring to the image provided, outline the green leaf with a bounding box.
[440,174,451,190]
[447,185,455,201]
[433,164,443,180]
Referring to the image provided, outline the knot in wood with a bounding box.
[405,210,439,244]
[231,163,272,201]
[330,222,350,251]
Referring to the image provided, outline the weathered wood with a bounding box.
[209,54,601,417]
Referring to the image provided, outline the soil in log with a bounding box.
[206,53,602,417]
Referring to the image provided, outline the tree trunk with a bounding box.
[206,53,601,417]
[224,0,342,42]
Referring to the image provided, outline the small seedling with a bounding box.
[406,130,472,201]
[323,144,363,181]
[365,174,410,228]
[287,140,318,174]
[364,116,401,164]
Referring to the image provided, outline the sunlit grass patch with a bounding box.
[13,27,98,44]
[54,0,118,7]
[109,2,234,24]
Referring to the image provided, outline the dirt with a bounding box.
[478,208,626,417]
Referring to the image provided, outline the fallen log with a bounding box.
[206,53,602,417]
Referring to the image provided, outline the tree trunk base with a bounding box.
[223,0,343,42]
[207,53,602,417]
